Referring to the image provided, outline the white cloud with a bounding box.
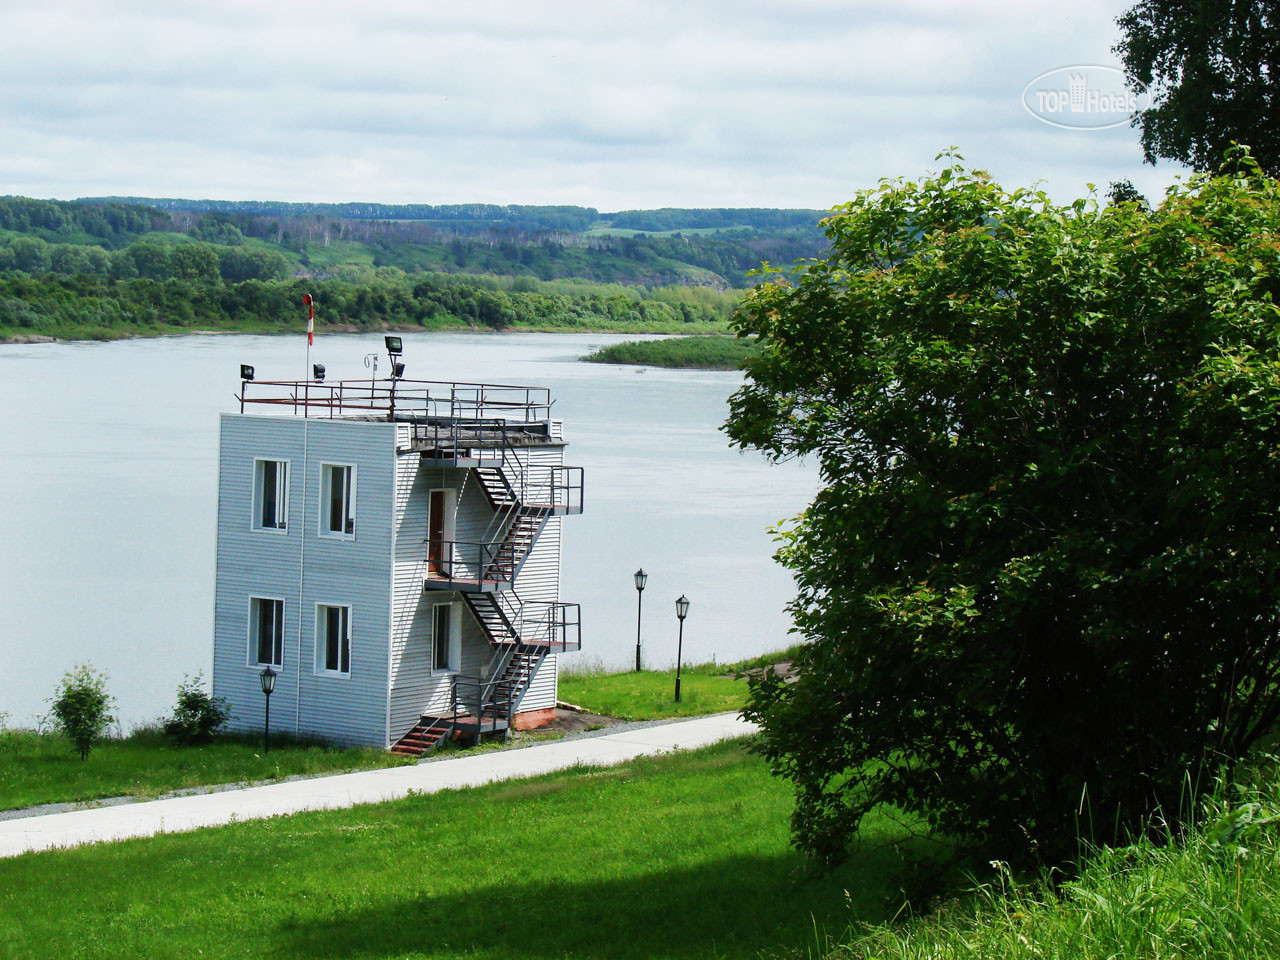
[0,0,1184,208]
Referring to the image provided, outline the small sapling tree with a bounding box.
[50,664,115,761]
[163,673,231,745]
[727,149,1280,868]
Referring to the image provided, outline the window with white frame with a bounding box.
[316,603,351,675]
[252,459,288,531]
[432,602,459,672]
[319,464,355,538]
[249,597,284,667]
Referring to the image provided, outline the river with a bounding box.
[0,331,819,728]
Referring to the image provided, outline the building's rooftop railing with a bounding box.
[236,378,553,423]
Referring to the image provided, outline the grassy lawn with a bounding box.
[560,645,802,721]
[0,740,948,960]
[0,727,410,811]
[559,668,748,720]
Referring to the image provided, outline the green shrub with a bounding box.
[49,664,115,761]
[163,673,231,745]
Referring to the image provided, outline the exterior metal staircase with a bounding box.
[415,417,583,747]
[390,716,455,758]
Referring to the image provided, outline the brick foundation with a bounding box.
[512,707,556,731]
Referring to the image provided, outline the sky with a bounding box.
[0,0,1186,211]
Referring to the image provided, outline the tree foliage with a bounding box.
[725,151,1280,867]
[49,664,115,761]
[163,674,231,745]
[1117,0,1280,174]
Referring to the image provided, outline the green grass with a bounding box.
[835,764,1280,960]
[0,740,948,960]
[0,727,410,811]
[582,335,758,369]
[559,669,747,720]
[559,645,803,720]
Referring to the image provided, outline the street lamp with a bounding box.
[259,666,277,753]
[674,595,690,702]
[633,568,648,672]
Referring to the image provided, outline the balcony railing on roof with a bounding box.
[237,378,553,422]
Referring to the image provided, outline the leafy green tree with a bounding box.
[1107,179,1150,210]
[1117,1,1280,174]
[49,664,115,761]
[217,246,290,282]
[726,151,1280,867]
[10,236,51,273]
[83,246,112,276]
[168,242,221,283]
[50,244,93,276]
[126,241,170,280]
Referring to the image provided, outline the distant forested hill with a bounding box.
[82,198,600,233]
[0,194,828,293]
[604,208,826,232]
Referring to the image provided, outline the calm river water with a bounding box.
[0,331,818,727]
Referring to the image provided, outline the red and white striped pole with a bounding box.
[303,293,314,417]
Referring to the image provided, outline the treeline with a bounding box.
[0,235,290,283]
[606,207,827,232]
[0,271,730,340]
[1,194,830,289]
[82,198,600,233]
[0,197,164,247]
[79,196,828,234]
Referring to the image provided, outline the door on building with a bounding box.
[428,489,447,576]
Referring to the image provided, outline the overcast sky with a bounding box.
[0,1,1185,211]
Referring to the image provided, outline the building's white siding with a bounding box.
[215,416,572,749]
[212,415,395,748]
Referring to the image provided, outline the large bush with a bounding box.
[49,664,115,761]
[726,150,1280,867]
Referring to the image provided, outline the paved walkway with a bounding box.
[0,712,757,859]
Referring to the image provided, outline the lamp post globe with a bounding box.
[633,568,647,672]
[674,595,690,702]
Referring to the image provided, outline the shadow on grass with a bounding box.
[276,845,948,960]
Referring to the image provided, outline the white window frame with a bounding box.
[315,602,353,678]
[318,462,357,540]
[431,601,461,674]
[247,595,286,668]
[250,458,290,534]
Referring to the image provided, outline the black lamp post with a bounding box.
[674,595,690,702]
[259,666,277,753]
[633,568,648,672]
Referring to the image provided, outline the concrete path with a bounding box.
[0,712,757,859]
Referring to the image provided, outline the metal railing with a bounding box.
[426,539,506,586]
[513,599,582,652]
[238,378,553,422]
[451,674,516,742]
[526,466,584,514]
[487,592,582,652]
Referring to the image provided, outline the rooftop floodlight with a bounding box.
[391,361,406,380]
[240,364,255,382]
[385,335,403,356]
[312,363,326,382]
